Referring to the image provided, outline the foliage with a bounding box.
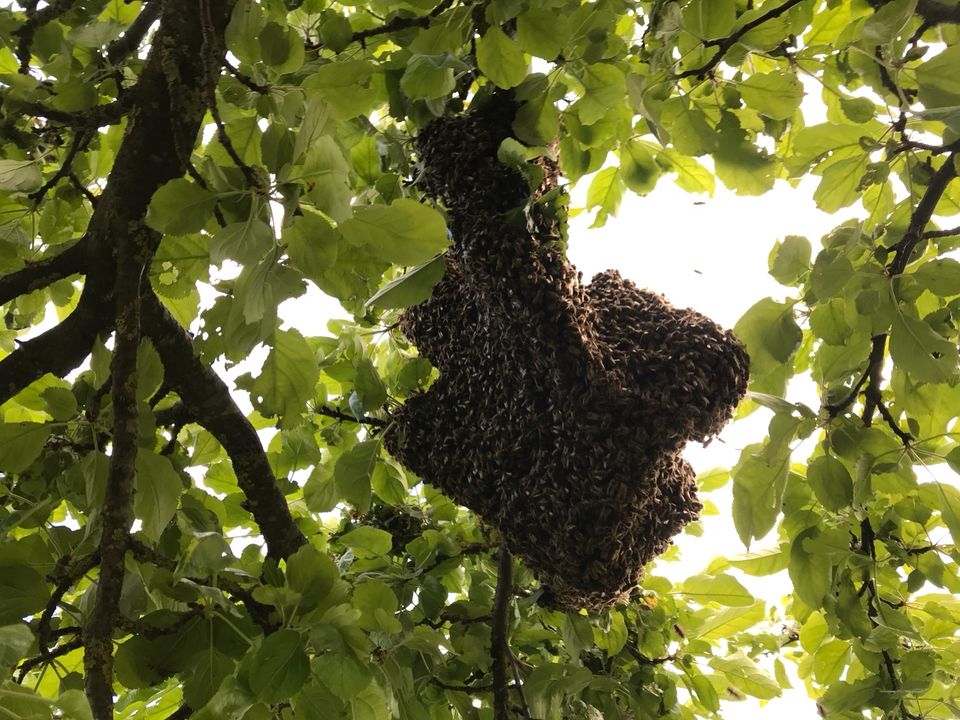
[0,0,959,719]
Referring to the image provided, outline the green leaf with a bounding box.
[819,678,878,714]
[134,451,184,542]
[916,45,960,118]
[476,27,527,89]
[585,166,624,227]
[249,629,310,703]
[739,72,804,120]
[576,63,627,125]
[334,440,380,511]
[789,529,831,609]
[840,96,876,123]
[813,156,868,213]
[709,653,781,699]
[692,601,765,640]
[0,681,52,720]
[353,580,401,632]
[727,548,789,576]
[513,92,560,146]
[657,148,715,195]
[620,141,662,195]
[283,209,340,283]
[890,310,958,384]
[861,0,917,43]
[913,258,960,297]
[0,624,34,669]
[768,235,811,286]
[210,219,274,265]
[0,423,51,473]
[682,0,736,40]
[757,301,801,362]
[810,249,855,299]
[679,574,754,606]
[0,567,48,624]
[516,9,569,59]
[340,525,392,558]
[401,54,457,100]
[146,179,218,235]
[0,160,42,193]
[813,640,850,685]
[340,199,450,266]
[806,455,853,511]
[365,255,446,310]
[239,329,319,424]
[732,443,789,546]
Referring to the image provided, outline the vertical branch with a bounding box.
[491,545,513,720]
[83,242,143,719]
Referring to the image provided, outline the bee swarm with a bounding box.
[385,96,749,609]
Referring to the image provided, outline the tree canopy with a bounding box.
[1,0,960,719]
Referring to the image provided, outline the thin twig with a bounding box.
[315,404,388,427]
[30,130,92,205]
[13,0,77,73]
[224,59,269,94]
[677,0,805,80]
[923,225,960,239]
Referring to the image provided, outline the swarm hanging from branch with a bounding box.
[384,93,750,609]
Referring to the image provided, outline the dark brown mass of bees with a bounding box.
[384,94,749,609]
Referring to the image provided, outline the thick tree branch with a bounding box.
[84,223,144,720]
[491,546,513,720]
[20,99,130,128]
[141,292,307,560]
[677,0,805,80]
[917,0,960,25]
[0,287,110,406]
[0,239,86,307]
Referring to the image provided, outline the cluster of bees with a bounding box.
[385,96,749,609]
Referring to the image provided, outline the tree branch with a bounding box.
[15,637,83,683]
[923,225,960,240]
[890,152,959,276]
[127,538,277,634]
[20,99,130,128]
[141,292,307,560]
[677,0,805,80]
[29,130,93,205]
[37,552,99,661]
[223,59,269,94]
[105,1,162,64]
[0,239,86,307]
[0,287,111,406]
[316,0,456,48]
[83,218,143,720]
[917,0,960,25]
[315,404,388,428]
[13,0,77,73]
[491,545,513,720]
